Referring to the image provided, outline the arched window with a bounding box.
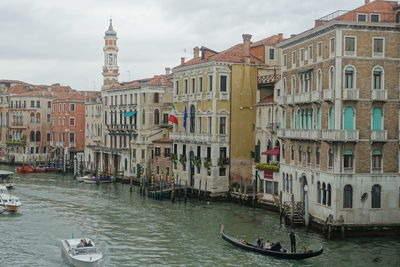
[317,69,322,91]
[372,107,382,131]
[190,105,196,133]
[322,182,327,205]
[327,184,331,206]
[371,184,381,208]
[343,185,353,208]
[142,109,145,125]
[154,93,159,103]
[283,173,286,192]
[290,145,295,161]
[291,76,296,92]
[328,106,334,129]
[290,175,293,193]
[124,158,128,171]
[154,109,160,125]
[30,131,35,142]
[343,149,354,169]
[298,145,303,163]
[373,67,383,90]
[344,66,354,89]
[317,108,321,129]
[286,175,289,192]
[328,149,334,169]
[343,106,354,130]
[329,66,335,89]
[297,109,301,129]
[30,112,35,123]
[281,144,285,160]
[36,113,40,123]
[282,110,286,129]
[317,181,321,203]
[316,147,320,167]
[35,131,41,142]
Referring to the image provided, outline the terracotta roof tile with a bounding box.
[108,74,173,91]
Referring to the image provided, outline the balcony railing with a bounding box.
[196,92,202,101]
[294,92,311,103]
[311,91,321,102]
[188,94,195,101]
[69,142,76,148]
[286,95,294,105]
[173,95,179,102]
[277,128,321,140]
[321,129,359,141]
[56,141,64,147]
[343,89,359,100]
[182,95,187,101]
[170,132,212,143]
[371,89,387,101]
[220,92,228,100]
[323,89,334,101]
[206,92,212,100]
[277,96,286,105]
[371,130,388,141]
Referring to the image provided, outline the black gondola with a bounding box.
[220,225,323,260]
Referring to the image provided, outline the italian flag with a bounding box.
[168,104,178,125]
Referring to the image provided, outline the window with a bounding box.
[316,147,320,167]
[31,100,34,107]
[290,145,295,161]
[154,109,160,125]
[343,106,354,130]
[307,147,311,165]
[36,101,40,108]
[154,93,159,103]
[343,185,353,208]
[208,116,212,134]
[47,114,51,123]
[343,150,353,169]
[372,107,383,131]
[373,67,383,89]
[164,148,171,157]
[317,70,322,91]
[155,147,161,156]
[371,13,380,22]
[317,42,322,59]
[175,81,179,95]
[70,132,75,143]
[69,117,75,126]
[281,144,285,159]
[132,149,136,159]
[300,48,304,63]
[344,66,354,89]
[327,184,331,206]
[70,104,75,112]
[308,45,313,61]
[190,105,196,133]
[48,101,51,108]
[199,77,203,92]
[269,48,275,60]
[357,13,366,22]
[372,150,382,170]
[322,183,327,205]
[47,132,51,141]
[283,54,287,68]
[184,79,188,94]
[219,117,226,134]
[220,75,227,92]
[373,38,384,57]
[328,149,334,169]
[329,67,335,89]
[328,106,334,129]
[345,37,356,55]
[317,181,321,204]
[292,51,296,66]
[371,184,381,208]
[208,75,213,91]
[141,149,145,159]
[298,146,302,163]
[191,78,195,93]
[330,38,335,56]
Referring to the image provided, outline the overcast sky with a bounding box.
[0,0,362,91]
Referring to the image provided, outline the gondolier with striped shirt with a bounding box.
[289,230,296,253]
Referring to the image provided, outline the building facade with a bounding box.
[277,1,400,226]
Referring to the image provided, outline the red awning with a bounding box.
[261,147,280,155]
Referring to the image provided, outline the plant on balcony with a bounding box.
[179,154,187,165]
[193,156,202,169]
[5,140,26,146]
[256,163,280,172]
[218,157,230,168]
[170,154,177,164]
[203,158,212,168]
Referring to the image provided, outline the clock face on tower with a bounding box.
[108,53,113,65]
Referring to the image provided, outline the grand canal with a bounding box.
[0,165,399,267]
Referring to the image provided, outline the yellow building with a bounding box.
[171,34,278,195]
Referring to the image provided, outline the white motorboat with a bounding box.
[0,170,16,189]
[60,238,103,267]
[76,175,92,183]
[0,185,21,212]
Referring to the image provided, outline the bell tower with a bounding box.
[102,19,119,90]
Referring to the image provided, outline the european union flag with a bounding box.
[183,106,188,128]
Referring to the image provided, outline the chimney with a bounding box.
[242,33,252,64]
[193,47,200,59]
[181,57,185,65]
[365,0,370,4]
[165,67,171,75]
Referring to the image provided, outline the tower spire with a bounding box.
[102,20,119,90]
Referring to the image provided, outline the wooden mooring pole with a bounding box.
[279,191,283,224]
[129,176,133,193]
[198,180,202,200]
[290,194,295,228]
[204,179,208,201]
[184,180,188,204]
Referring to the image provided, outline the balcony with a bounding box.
[92,136,101,142]
[371,130,388,141]
[294,92,311,103]
[286,95,294,105]
[321,129,359,141]
[170,132,212,143]
[173,95,179,102]
[188,94,195,101]
[196,92,202,101]
[268,123,280,133]
[277,96,286,106]
[311,91,321,102]
[69,142,76,148]
[56,141,64,147]
[371,89,387,101]
[343,89,359,100]
[216,134,228,143]
[220,92,228,100]
[277,128,321,140]
[182,95,187,101]
[206,92,212,100]
[323,89,334,101]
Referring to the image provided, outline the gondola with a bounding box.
[220,225,323,260]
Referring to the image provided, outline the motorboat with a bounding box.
[60,238,103,267]
[82,176,115,184]
[76,175,92,183]
[0,170,16,189]
[0,185,21,212]
[16,165,60,173]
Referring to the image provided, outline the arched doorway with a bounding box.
[300,174,309,225]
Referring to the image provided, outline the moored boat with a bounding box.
[60,238,103,267]
[0,170,16,189]
[77,175,92,183]
[0,185,21,212]
[82,176,115,184]
[220,225,323,260]
[17,165,61,173]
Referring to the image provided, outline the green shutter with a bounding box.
[372,107,382,131]
[372,149,381,156]
[344,149,353,155]
[344,106,354,130]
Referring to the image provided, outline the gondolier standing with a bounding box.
[289,230,296,253]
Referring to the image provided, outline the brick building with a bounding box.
[277,0,400,227]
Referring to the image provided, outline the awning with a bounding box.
[123,111,137,117]
[295,68,313,74]
[261,147,280,155]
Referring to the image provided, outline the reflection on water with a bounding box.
[0,165,399,266]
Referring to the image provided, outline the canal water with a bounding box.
[0,165,399,267]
